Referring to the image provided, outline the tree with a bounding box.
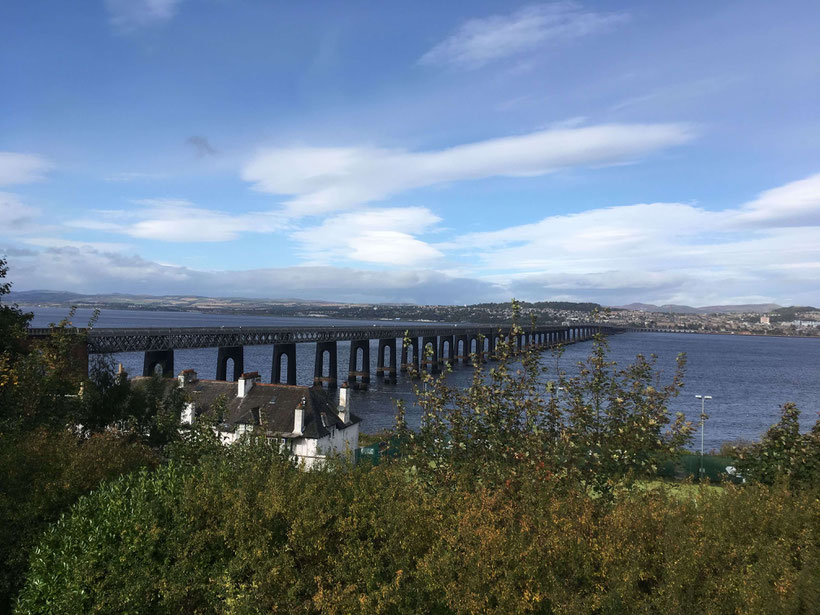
[734,403,820,488]
[398,306,694,496]
[0,257,32,357]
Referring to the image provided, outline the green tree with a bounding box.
[399,308,694,496]
[734,403,820,488]
[0,257,32,357]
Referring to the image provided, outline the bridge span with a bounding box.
[27,323,619,389]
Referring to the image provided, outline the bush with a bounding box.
[0,428,158,611]
[734,403,820,489]
[16,444,819,614]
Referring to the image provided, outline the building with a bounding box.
[175,369,361,468]
[759,315,770,325]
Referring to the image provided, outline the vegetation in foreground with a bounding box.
[1,259,818,613]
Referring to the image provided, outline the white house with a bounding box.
[174,369,361,468]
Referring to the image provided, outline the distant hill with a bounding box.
[615,302,782,314]
[769,305,820,323]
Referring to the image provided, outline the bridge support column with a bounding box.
[376,338,397,384]
[216,346,244,381]
[454,334,469,365]
[271,343,297,385]
[421,336,439,374]
[314,341,338,389]
[438,335,454,368]
[143,349,174,377]
[348,339,371,389]
[400,337,420,374]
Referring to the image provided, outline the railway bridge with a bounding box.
[26,323,620,389]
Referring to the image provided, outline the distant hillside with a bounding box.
[616,302,781,315]
[769,306,820,323]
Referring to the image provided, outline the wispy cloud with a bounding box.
[242,122,694,216]
[420,2,628,69]
[105,0,183,30]
[69,199,288,242]
[104,172,167,183]
[0,152,51,186]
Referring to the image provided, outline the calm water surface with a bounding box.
[28,307,820,450]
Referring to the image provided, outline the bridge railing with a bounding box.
[27,323,617,354]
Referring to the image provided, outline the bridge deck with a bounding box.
[26,324,576,354]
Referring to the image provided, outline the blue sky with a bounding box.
[2,0,820,305]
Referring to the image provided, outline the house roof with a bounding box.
[134,376,360,439]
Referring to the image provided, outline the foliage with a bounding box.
[16,442,819,614]
[0,258,32,358]
[0,428,158,612]
[733,403,820,489]
[397,306,694,496]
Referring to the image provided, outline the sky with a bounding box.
[2,0,820,306]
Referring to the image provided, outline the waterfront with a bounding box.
[28,306,820,450]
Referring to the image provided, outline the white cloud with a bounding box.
[291,207,443,267]
[69,199,288,242]
[105,0,183,30]
[736,173,820,227]
[420,3,627,69]
[0,152,51,186]
[242,123,694,215]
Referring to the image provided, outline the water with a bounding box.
[27,307,820,451]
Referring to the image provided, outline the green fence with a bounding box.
[658,453,739,482]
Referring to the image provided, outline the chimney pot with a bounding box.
[293,396,305,435]
[178,369,197,388]
[338,383,350,424]
[237,371,261,397]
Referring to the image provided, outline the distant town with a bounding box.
[12,290,820,337]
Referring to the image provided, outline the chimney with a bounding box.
[338,382,350,424]
[293,395,306,435]
[237,372,260,398]
[178,368,197,388]
[181,402,196,425]
[116,363,128,384]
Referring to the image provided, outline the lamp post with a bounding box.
[695,394,712,479]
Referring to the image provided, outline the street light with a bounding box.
[695,394,712,479]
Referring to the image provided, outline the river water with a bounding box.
[27,307,820,450]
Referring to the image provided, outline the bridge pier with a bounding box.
[314,341,338,389]
[376,338,397,384]
[438,335,454,368]
[421,335,439,374]
[400,337,420,374]
[216,346,244,381]
[454,334,469,364]
[143,349,174,377]
[348,339,371,389]
[271,343,297,385]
